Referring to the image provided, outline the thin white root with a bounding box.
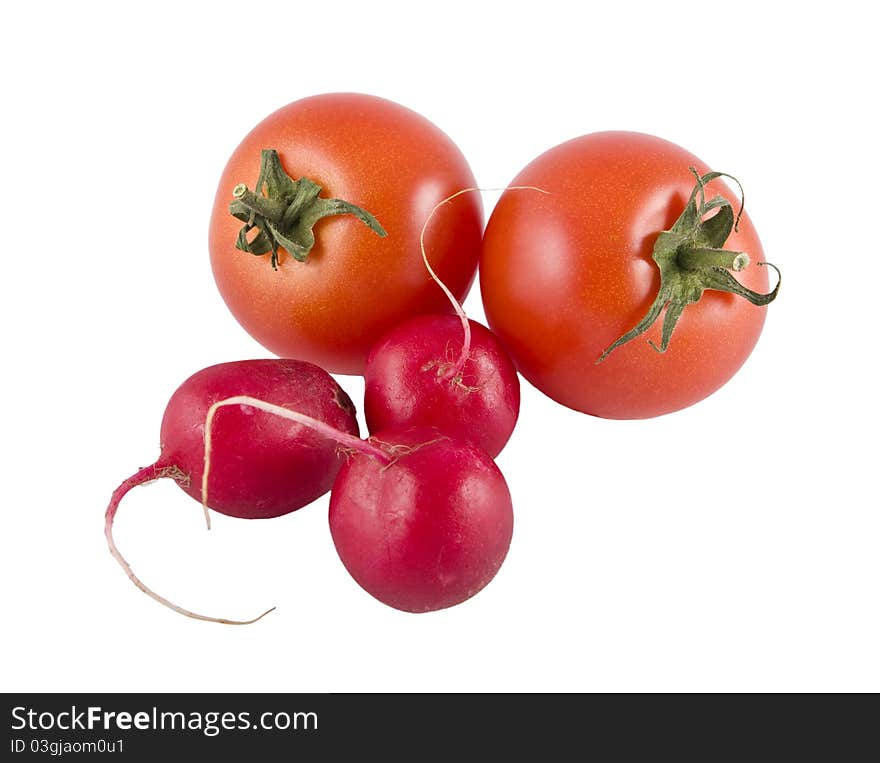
[104,466,275,625]
[201,395,392,511]
[419,185,549,381]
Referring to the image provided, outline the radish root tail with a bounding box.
[104,464,275,625]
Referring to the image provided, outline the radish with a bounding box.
[201,398,513,614]
[105,359,359,624]
[363,188,543,458]
[329,426,514,613]
[364,315,519,458]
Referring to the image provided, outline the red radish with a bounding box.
[364,316,519,458]
[330,426,514,613]
[200,398,513,614]
[105,359,359,624]
[363,188,543,458]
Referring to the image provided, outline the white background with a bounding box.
[2,1,877,692]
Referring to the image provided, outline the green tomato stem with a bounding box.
[597,169,780,363]
[678,247,749,271]
[232,184,286,224]
[228,149,386,270]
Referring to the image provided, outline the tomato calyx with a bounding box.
[597,169,781,363]
[229,149,387,270]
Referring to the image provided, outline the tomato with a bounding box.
[209,93,482,375]
[480,131,778,419]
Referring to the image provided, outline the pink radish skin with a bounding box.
[329,426,514,613]
[158,359,357,519]
[105,359,359,624]
[362,187,537,458]
[364,315,520,458]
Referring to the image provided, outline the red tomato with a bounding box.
[209,93,482,375]
[480,131,777,419]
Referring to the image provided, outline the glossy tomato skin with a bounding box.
[480,131,771,419]
[209,93,483,375]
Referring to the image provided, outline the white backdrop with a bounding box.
[2,0,877,692]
